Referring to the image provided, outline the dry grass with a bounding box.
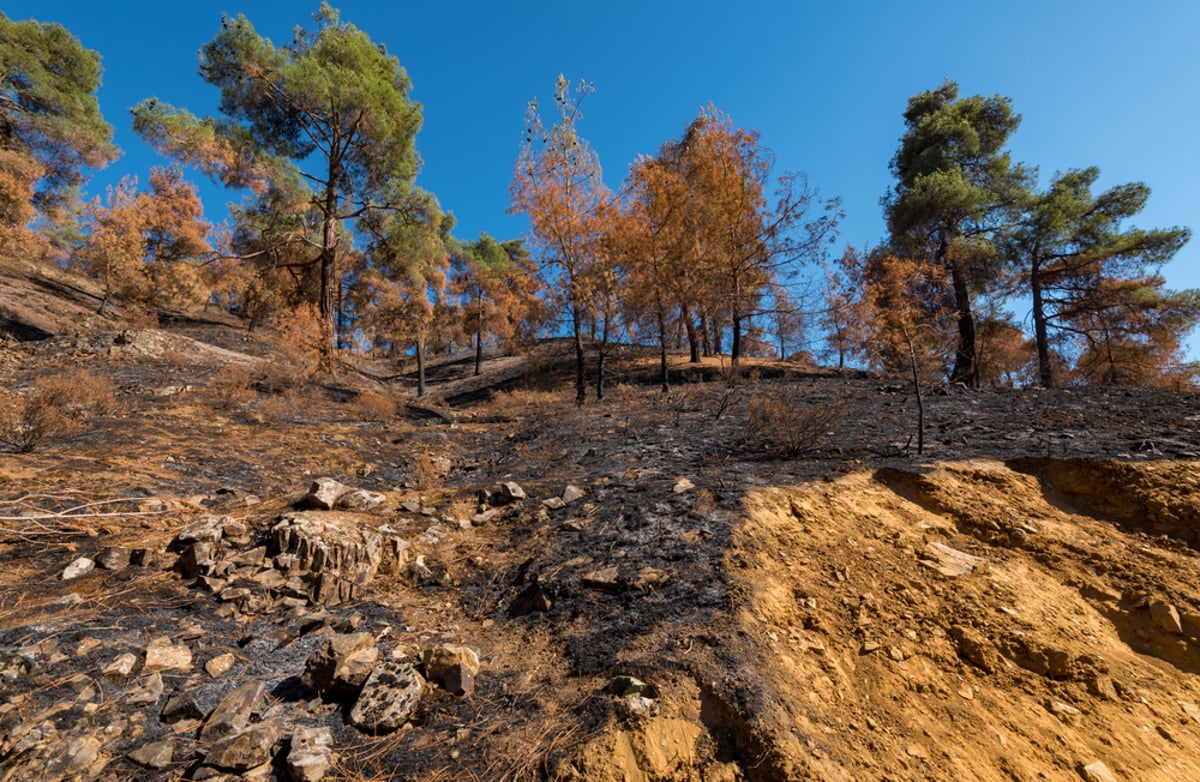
[746,394,845,456]
[0,369,119,452]
[204,363,256,410]
[354,389,398,421]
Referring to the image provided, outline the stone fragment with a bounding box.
[102,653,139,683]
[493,481,526,505]
[161,691,204,723]
[172,515,232,548]
[633,567,670,592]
[97,546,133,570]
[1150,600,1184,634]
[919,542,984,577]
[423,644,480,696]
[128,739,175,770]
[301,633,379,697]
[336,490,386,512]
[542,497,567,510]
[61,557,95,580]
[672,478,695,494]
[299,478,352,511]
[471,508,501,525]
[205,721,281,772]
[287,726,334,782]
[127,672,164,706]
[562,484,586,504]
[206,653,237,679]
[349,660,425,734]
[1079,760,1118,782]
[45,735,103,778]
[200,681,266,743]
[606,675,653,697]
[176,541,216,579]
[949,625,998,674]
[1046,699,1081,724]
[144,637,192,672]
[582,566,622,593]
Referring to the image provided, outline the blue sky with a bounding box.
[9,1,1199,350]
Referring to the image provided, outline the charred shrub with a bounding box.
[746,393,844,457]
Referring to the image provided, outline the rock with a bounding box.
[206,653,237,679]
[349,660,425,734]
[919,542,984,577]
[101,652,139,683]
[287,726,334,782]
[336,489,386,512]
[950,625,999,674]
[200,681,266,743]
[1079,760,1118,782]
[471,508,501,525]
[299,478,353,510]
[45,735,104,778]
[272,513,408,606]
[1046,699,1081,725]
[161,691,204,723]
[582,566,622,593]
[205,721,281,772]
[176,541,216,579]
[172,515,233,549]
[127,671,164,706]
[633,567,670,592]
[562,484,586,504]
[606,675,653,697]
[508,582,553,616]
[672,478,695,494]
[423,644,480,696]
[61,557,95,580]
[492,481,526,505]
[1150,600,1184,634]
[128,739,175,770]
[301,633,379,697]
[144,637,192,672]
[97,546,133,570]
[542,497,567,510]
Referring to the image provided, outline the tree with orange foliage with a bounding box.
[77,166,213,311]
[818,247,872,369]
[511,75,613,404]
[864,255,955,454]
[451,234,545,375]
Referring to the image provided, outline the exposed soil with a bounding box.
[2,262,1200,781]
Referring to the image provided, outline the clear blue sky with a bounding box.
[9,1,1200,350]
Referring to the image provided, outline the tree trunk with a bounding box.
[731,313,742,366]
[1030,262,1054,388]
[948,259,976,387]
[657,301,670,393]
[683,306,701,363]
[903,324,925,456]
[474,290,484,376]
[572,303,586,405]
[318,183,339,374]
[416,332,427,398]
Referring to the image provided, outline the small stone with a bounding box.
[46,735,103,778]
[1079,760,1118,782]
[582,566,621,593]
[508,582,553,616]
[606,676,652,697]
[144,637,192,672]
[161,691,204,723]
[632,567,670,592]
[171,515,230,548]
[206,653,237,679]
[336,489,386,512]
[97,546,133,570]
[128,739,175,770]
[287,726,334,782]
[1150,600,1184,634]
[176,541,216,579]
[102,653,139,683]
[205,721,281,772]
[562,485,586,504]
[62,557,95,580]
[127,672,164,706]
[493,481,526,505]
[349,660,425,734]
[299,478,353,511]
[672,478,695,494]
[471,508,501,525]
[1046,699,1081,724]
[200,680,266,743]
[423,644,480,696]
[301,633,379,697]
[131,547,157,567]
[542,497,567,510]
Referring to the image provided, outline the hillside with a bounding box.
[1,260,1200,781]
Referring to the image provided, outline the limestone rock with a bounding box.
[102,652,139,683]
[423,644,481,696]
[950,625,999,674]
[176,541,216,579]
[492,481,526,505]
[127,672,164,706]
[205,653,237,679]
[205,721,281,772]
[1150,600,1183,634]
[582,566,622,593]
[45,735,104,778]
[61,557,95,581]
[1079,760,1118,782]
[301,633,378,697]
[128,739,175,770]
[508,582,553,616]
[349,660,425,734]
[287,726,334,782]
[562,484,586,504]
[272,512,408,606]
[161,691,204,724]
[200,680,265,743]
[299,478,352,511]
[672,478,695,494]
[919,542,984,577]
[97,545,132,570]
[144,637,192,672]
[336,489,386,512]
[172,514,234,549]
